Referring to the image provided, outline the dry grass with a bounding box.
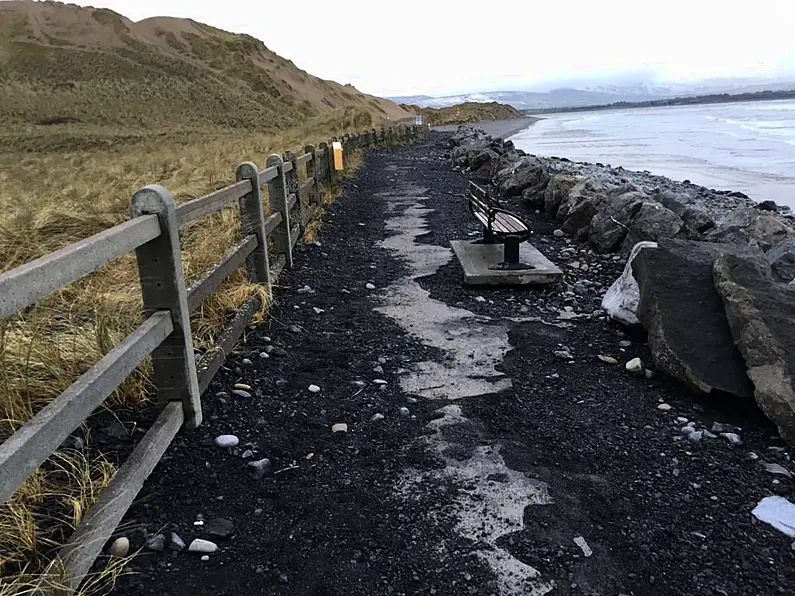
[400,101,522,126]
[0,109,377,591]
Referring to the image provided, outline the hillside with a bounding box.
[0,1,411,132]
[404,101,522,126]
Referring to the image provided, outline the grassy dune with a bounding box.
[0,1,411,591]
[403,101,523,126]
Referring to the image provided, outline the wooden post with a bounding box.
[266,154,294,268]
[284,150,302,231]
[131,185,202,428]
[327,138,337,187]
[372,128,377,146]
[235,161,271,290]
[304,145,320,207]
[317,141,329,188]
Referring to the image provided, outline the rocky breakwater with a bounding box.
[446,125,795,445]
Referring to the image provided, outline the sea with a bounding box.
[510,100,795,208]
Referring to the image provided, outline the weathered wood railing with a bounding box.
[0,123,426,593]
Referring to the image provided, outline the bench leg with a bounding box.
[488,235,535,271]
[473,226,496,245]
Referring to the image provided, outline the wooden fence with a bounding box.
[0,123,426,593]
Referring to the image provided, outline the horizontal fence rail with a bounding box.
[0,123,426,593]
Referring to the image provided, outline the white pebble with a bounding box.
[657,403,672,411]
[201,555,210,561]
[366,283,376,290]
[474,296,486,303]
[332,423,348,433]
[308,384,321,393]
[625,358,643,374]
[373,379,388,385]
[214,435,239,448]
[371,413,385,422]
[188,539,218,554]
[399,407,410,417]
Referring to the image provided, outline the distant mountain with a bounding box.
[391,79,795,111]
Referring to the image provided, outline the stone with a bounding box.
[308,384,321,393]
[270,346,288,358]
[657,403,672,411]
[201,555,210,561]
[619,201,686,253]
[558,181,608,241]
[145,533,166,552]
[366,283,376,290]
[625,358,643,374]
[232,390,251,398]
[371,413,385,422]
[289,325,303,333]
[721,432,743,446]
[188,539,218,554]
[61,435,85,451]
[766,238,795,282]
[204,518,235,539]
[373,379,388,385]
[170,532,186,551]
[313,307,325,315]
[713,252,795,445]
[214,435,239,448]
[553,229,565,238]
[497,156,549,200]
[756,200,779,212]
[332,423,348,433]
[108,537,130,557]
[764,463,793,478]
[248,458,273,480]
[598,355,618,365]
[544,174,580,214]
[554,348,574,360]
[589,192,646,253]
[632,239,765,397]
[241,358,252,365]
[707,206,795,250]
[601,241,658,326]
[469,149,499,171]
[399,407,411,417]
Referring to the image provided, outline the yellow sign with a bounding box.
[332,141,344,171]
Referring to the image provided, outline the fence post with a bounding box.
[284,150,303,232]
[131,185,202,429]
[372,128,377,146]
[327,138,337,187]
[266,154,294,268]
[317,141,329,188]
[304,144,320,208]
[235,162,271,290]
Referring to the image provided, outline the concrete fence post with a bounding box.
[266,154,294,268]
[235,162,271,290]
[130,185,202,428]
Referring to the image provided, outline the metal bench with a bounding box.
[467,181,534,270]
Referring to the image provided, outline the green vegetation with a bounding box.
[403,101,522,126]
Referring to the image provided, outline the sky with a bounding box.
[70,0,795,97]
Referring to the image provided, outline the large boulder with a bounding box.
[619,202,686,253]
[654,189,715,234]
[543,174,580,214]
[497,156,549,198]
[632,239,766,397]
[706,207,795,250]
[589,191,646,253]
[451,136,490,163]
[713,253,795,446]
[555,179,608,241]
[469,149,499,172]
[766,238,795,282]
[601,241,658,326]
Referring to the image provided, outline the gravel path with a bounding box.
[109,134,795,596]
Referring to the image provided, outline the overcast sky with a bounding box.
[73,0,795,97]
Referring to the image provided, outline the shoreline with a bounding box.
[432,116,539,138]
